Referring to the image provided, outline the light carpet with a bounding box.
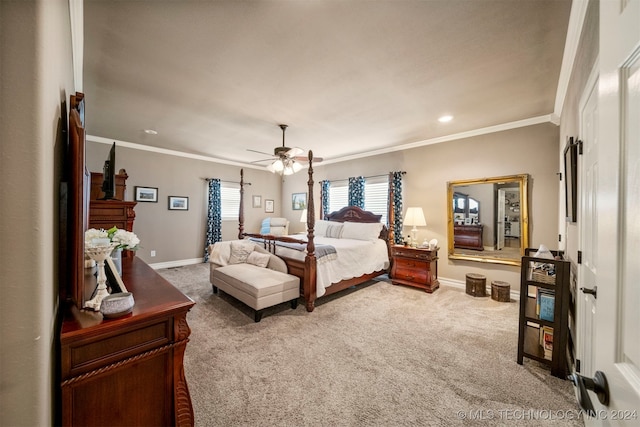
[159,263,584,427]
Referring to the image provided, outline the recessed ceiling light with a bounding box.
[438,115,453,123]
[144,129,158,135]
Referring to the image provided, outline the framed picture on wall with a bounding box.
[252,195,262,208]
[134,186,158,202]
[292,192,307,210]
[265,199,274,213]
[168,196,189,211]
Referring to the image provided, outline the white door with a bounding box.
[577,67,598,386]
[589,0,640,421]
[497,189,506,250]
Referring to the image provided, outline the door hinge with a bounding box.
[577,250,582,264]
[577,139,583,155]
[576,359,581,373]
[559,234,562,242]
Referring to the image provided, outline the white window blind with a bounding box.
[364,176,389,225]
[327,176,389,224]
[328,183,348,214]
[221,184,240,221]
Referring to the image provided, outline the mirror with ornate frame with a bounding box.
[447,174,529,266]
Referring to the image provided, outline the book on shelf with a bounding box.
[541,326,553,360]
[538,290,555,321]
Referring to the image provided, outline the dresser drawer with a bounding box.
[393,263,428,284]
[62,319,171,378]
[391,248,431,260]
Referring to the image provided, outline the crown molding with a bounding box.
[553,0,590,118]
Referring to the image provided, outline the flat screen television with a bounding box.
[101,142,116,200]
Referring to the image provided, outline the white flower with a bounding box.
[84,227,140,250]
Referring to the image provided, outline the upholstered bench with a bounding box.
[209,241,300,322]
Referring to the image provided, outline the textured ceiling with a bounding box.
[83,0,572,167]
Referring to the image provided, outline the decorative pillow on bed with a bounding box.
[246,251,271,268]
[315,220,330,237]
[324,223,344,239]
[340,221,383,242]
[229,241,255,264]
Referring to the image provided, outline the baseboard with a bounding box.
[149,257,205,270]
[438,276,521,299]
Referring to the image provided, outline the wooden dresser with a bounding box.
[453,224,484,250]
[60,257,195,426]
[390,245,439,293]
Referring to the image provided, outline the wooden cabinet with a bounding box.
[390,245,439,293]
[453,224,483,250]
[60,257,195,426]
[517,249,570,378]
[88,172,136,257]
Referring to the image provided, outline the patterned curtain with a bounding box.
[204,179,222,261]
[348,176,365,208]
[320,180,330,219]
[391,171,404,244]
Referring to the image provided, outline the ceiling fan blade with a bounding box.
[285,147,305,157]
[293,156,323,163]
[250,158,275,164]
[247,148,275,157]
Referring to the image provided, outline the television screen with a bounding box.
[101,142,116,200]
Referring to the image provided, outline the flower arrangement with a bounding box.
[85,226,140,250]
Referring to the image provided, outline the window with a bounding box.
[364,176,389,224]
[221,184,240,221]
[327,176,389,224]
[328,183,348,214]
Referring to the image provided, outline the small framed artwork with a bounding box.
[252,195,262,208]
[168,196,189,210]
[292,192,307,210]
[265,199,274,213]
[464,217,472,225]
[105,257,128,293]
[134,186,158,202]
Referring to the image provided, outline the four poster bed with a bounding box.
[238,151,397,312]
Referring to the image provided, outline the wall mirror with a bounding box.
[447,174,529,266]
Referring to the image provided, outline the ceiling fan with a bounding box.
[248,124,322,175]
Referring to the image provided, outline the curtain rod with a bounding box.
[203,178,252,186]
[322,171,406,184]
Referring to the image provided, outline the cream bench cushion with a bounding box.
[208,240,300,322]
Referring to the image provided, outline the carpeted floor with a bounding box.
[159,263,584,426]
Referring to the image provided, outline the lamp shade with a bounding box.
[300,208,307,223]
[404,207,426,227]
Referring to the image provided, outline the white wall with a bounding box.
[0,0,74,425]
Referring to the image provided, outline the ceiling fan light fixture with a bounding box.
[267,159,285,173]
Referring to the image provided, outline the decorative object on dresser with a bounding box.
[390,245,439,293]
[465,273,487,297]
[403,207,427,247]
[517,248,571,378]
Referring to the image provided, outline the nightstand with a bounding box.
[390,245,439,293]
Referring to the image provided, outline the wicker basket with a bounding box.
[532,271,556,285]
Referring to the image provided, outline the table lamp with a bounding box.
[300,208,307,232]
[404,207,426,247]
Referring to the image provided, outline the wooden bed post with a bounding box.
[238,169,244,239]
[304,151,317,312]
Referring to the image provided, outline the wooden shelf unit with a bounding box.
[517,249,571,378]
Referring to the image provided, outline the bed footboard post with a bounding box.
[238,169,245,239]
[304,150,317,312]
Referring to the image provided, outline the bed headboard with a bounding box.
[325,206,388,241]
[325,205,381,223]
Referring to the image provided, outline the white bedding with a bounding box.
[274,236,390,297]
